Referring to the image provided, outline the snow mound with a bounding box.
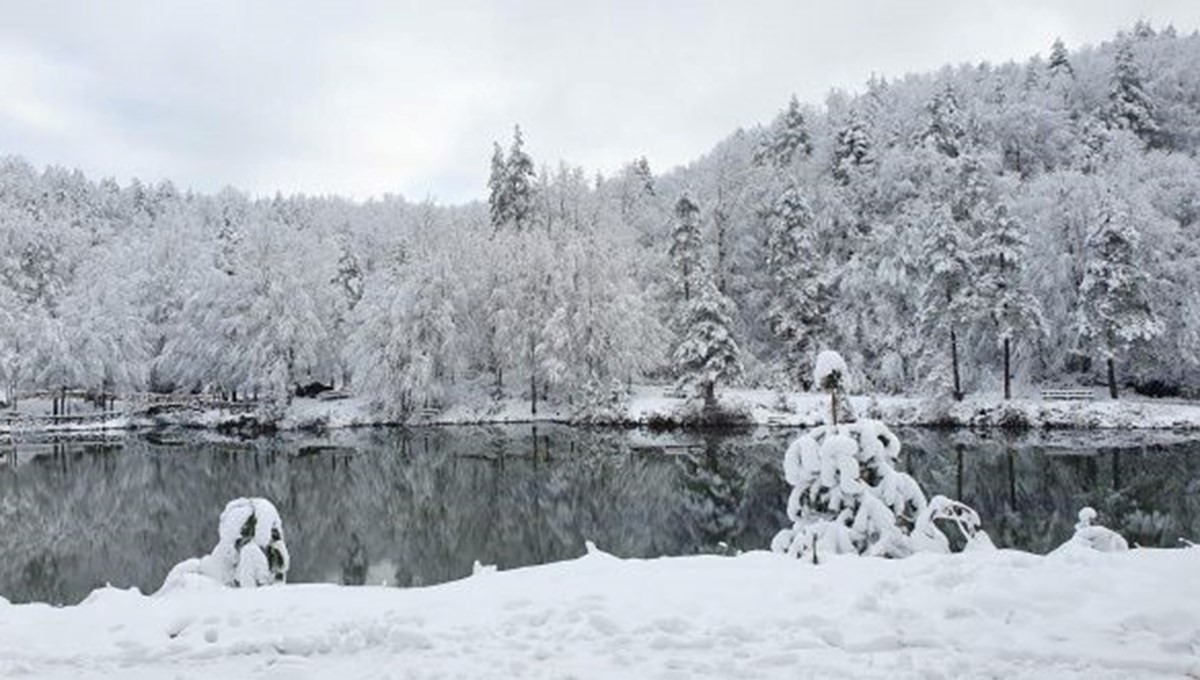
[159,498,290,593]
[1054,506,1129,554]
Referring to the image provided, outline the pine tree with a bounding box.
[922,83,966,159]
[918,200,971,399]
[669,193,703,302]
[487,142,508,230]
[968,201,1043,399]
[1047,38,1074,79]
[673,277,741,409]
[831,108,873,185]
[1106,39,1159,146]
[754,95,811,168]
[765,182,822,388]
[1076,194,1162,398]
[506,125,537,231]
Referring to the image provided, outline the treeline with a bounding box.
[1,23,1200,413]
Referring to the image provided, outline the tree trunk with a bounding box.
[703,380,716,412]
[950,328,962,400]
[1003,338,1011,400]
[530,371,537,416]
[830,389,839,427]
[1107,356,1118,399]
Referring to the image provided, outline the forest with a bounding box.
[2,22,1199,416]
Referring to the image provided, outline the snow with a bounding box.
[160,498,289,593]
[10,385,1200,439]
[814,350,849,389]
[1,546,1198,679]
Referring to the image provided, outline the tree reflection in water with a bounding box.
[2,426,1198,605]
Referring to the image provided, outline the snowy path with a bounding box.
[2,548,1198,679]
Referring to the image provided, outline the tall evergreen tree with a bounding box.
[1076,194,1162,398]
[487,142,508,230]
[765,182,822,388]
[918,200,971,399]
[669,193,703,303]
[831,108,873,185]
[754,95,812,168]
[673,277,741,409]
[1047,38,1074,79]
[968,201,1043,399]
[506,125,537,231]
[1106,39,1160,146]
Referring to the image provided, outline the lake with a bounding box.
[2,424,1198,605]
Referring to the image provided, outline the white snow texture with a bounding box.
[159,498,290,593]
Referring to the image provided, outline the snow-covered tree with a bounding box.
[772,352,992,561]
[673,277,741,409]
[160,498,290,592]
[506,125,538,231]
[1076,194,1162,398]
[754,95,811,168]
[669,193,703,303]
[831,107,873,185]
[917,199,971,399]
[765,183,822,387]
[1106,38,1160,146]
[1047,37,1074,80]
[967,201,1043,399]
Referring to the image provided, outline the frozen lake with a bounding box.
[2,425,1198,605]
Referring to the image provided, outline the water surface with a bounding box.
[1,425,1197,605]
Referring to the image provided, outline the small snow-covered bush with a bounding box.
[159,498,290,593]
[772,351,992,561]
[1053,507,1129,554]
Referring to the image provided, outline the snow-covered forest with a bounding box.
[3,23,1200,414]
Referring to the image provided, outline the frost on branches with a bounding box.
[772,352,992,561]
[159,498,290,593]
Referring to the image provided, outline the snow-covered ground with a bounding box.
[2,546,1197,679]
[7,386,1200,436]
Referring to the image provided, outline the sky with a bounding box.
[0,1,1197,205]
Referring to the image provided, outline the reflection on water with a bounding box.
[1,425,1198,605]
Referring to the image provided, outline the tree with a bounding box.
[487,142,508,230]
[771,351,991,561]
[917,199,971,399]
[968,201,1043,399]
[1106,39,1160,146]
[754,95,811,168]
[831,108,873,185]
[1076,194,1162,398]
[506,125,537,231]
[1048,38,1074,79]
[922,83,967,159]
[669,193,703,302]
[765,182,822,388]
[673,277,741,410]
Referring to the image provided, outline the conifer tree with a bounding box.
[765,182,822,388]
[669,193,703,302]
[831,108,873,185]
[1076,194,1162,398]
[506,125,537,231]
[673,277,741,410]
[968,201,1043,399]
[1047,38,1074,79]
[754,95,812,168]
[1106,39,1160,146]
[487,142,508,230]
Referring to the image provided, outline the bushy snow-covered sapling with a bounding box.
[772,351,992,561]
[159,497,290,592]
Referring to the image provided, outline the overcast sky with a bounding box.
[0,1,1196,204]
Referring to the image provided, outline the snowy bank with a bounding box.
[9,386,1200,437]
[1,547,1198,679]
